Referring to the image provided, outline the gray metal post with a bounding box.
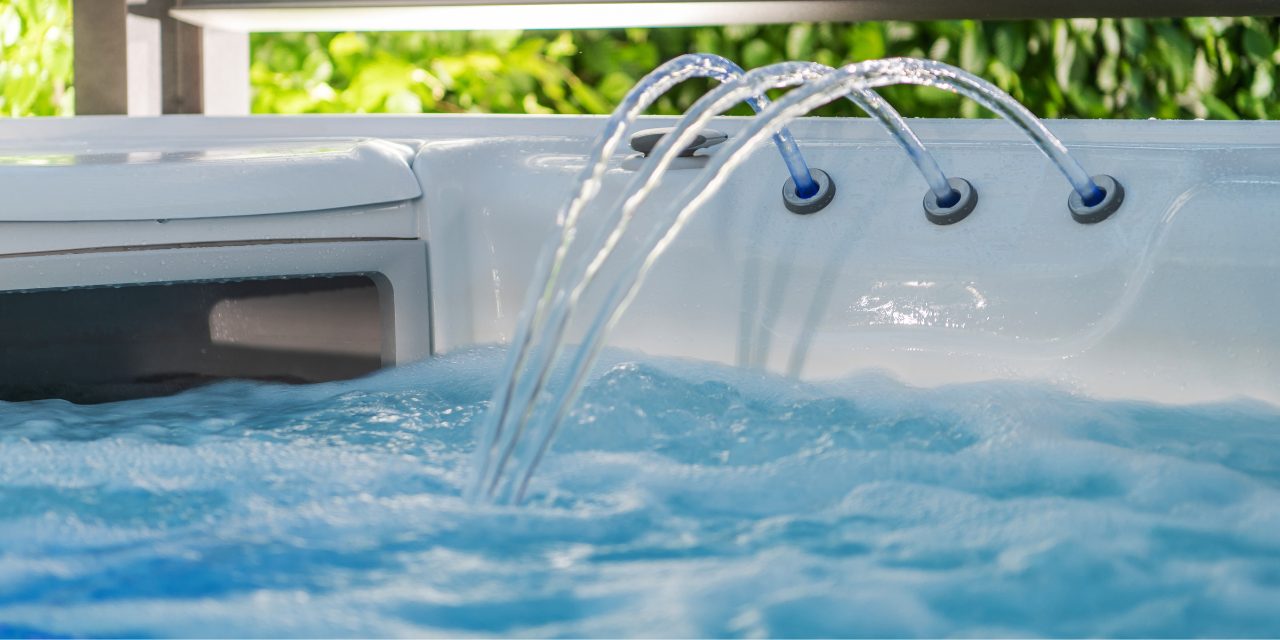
[72,0,129,115]
[131,0,204,114]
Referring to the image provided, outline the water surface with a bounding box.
[1,348,1278,637]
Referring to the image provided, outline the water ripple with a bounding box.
[0,347,1277,637]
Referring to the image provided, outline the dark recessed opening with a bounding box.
[0,276,385,404]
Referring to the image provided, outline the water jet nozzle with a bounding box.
[924,178,978,225]
[783,168,836,214]
[1068,174,1124,224]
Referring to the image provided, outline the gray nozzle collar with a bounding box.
[1069,174,1124,224]
[783,168,836,215]
[923,178,978,225]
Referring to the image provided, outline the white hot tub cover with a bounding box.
[0,137,421,222]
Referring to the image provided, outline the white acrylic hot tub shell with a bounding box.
[411,117,1280,406]
[0,115,1277,405]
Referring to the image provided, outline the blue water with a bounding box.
[1,348,1278,637]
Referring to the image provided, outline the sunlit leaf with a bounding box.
[328,32,368,60]
[1202,94,1239,119]
[740,39,775,70]
[1244,24,1274,61]
[993,24,1027,71]
[845,23,885,61]
[1251,62,1274,98]
[384,89,422,113]
[785,23,814,60]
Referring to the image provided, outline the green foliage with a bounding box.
[251,30,612,114]
[3,3,1279,120]
[249,18,1280,119]
[0,0,73,117]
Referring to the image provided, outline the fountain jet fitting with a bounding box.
[771,58,1122,224]
[1064,175,1126,222]
[1069,174,1124,223]
[774,59,1120,224]
[783,168,837,214]
[725,60,969,220]
[729,57,978,216]
[923,177,978,225]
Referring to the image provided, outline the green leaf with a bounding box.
[740,39,775,70]
[1202,94,1239,119]
[597,71,636,103]
[1251,63,1274,98]
[993,24,1027,70]
[1244,24,1274,61]
[785,23,814,60]
[959,21,987,71]
[1121,19,1149,57]
[328,32,368,60]
[1154,23,1194,89]
[301,49,333,84]
[546,31,577,58]
[845,24,885,61]
[1099,19,1121,57]
[692,29,722,57]
[1053,21,1076,88]
[722,24,757,43]
[382,90,420,113]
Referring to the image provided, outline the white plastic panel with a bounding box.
[0,240,432,366]
[0,138,421,222]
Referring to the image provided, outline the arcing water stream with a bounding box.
[470,53,955,500]
[473,56,1116,503]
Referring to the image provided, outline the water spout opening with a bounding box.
[1069,174,1124,223]
[783,168,836,214]
[924,178,979,225]
[1082,185,1106,207]
[936,187,962,209]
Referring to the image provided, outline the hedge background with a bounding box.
[4,0,1280,120]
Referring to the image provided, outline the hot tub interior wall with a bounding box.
[0,276,384,403]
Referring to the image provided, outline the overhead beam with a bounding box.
[78,0,1280,118]
[171,0,1280,32]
